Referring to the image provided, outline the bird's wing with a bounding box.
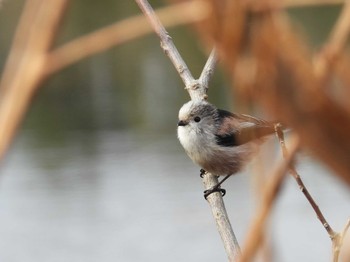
[216,110,276,147]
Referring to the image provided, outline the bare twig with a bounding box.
[199,48,217,95]
[332,219,350,262]
[238,135,300,262]
[135,0,240,260]
[135,0,210,101]
[290,167,335,235]
[136,0,194,87]
[203,173,241,261]
[275,125,335,236]
[277,127,335,236]
[276,127,335,233]
[275,125,350,262]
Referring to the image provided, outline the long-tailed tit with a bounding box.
[177,100,278,198]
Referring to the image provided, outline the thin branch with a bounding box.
[291,167,336,235]
[275,125,336,236]
[275,125,350,262]
[136,1,240,260]
[45,1,209,76]
[199,48,217,94]
[135,0,210,101]
[135,0,194,86]
[332,219,350,262]
[203,173,241,261]
[238,135,301,262]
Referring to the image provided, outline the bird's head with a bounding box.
[177,100,218,134]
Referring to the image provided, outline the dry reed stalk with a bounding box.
[0,0,209,162]
[0,0,68,161]
[199,0,350,187]
[196,0,350,260]
[45,1,210,76]
[332,53,350,114]
[250,0,344,12]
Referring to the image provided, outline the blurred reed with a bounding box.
[195,0,350,261]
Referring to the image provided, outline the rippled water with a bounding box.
[0,131,349,262]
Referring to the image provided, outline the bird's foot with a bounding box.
[199,169,207,178]
[202,174,232,199]
[204,185,226,199]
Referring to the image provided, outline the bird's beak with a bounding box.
[177,120,188,126]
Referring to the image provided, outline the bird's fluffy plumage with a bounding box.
[177,100,276,176]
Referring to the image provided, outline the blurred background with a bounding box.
[0,1,349,261]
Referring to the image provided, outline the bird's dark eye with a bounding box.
[194,116,201,122]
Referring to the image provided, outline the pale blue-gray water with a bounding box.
[1,131,349,262]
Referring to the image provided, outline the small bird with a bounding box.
[177,99,278,198]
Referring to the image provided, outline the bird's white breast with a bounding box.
[177,126,217,167]
[178,125,257,176]
[177,126,200,155]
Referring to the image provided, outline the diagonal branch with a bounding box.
[135,0,210,101]
[203,173,241,261]
[135,0,239,260]
[239,135,300,262]
[275,125,336,236]
[199,48,217,95]
[332,219,350,262]
[136,0,194,86]
[275,125,350,262]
